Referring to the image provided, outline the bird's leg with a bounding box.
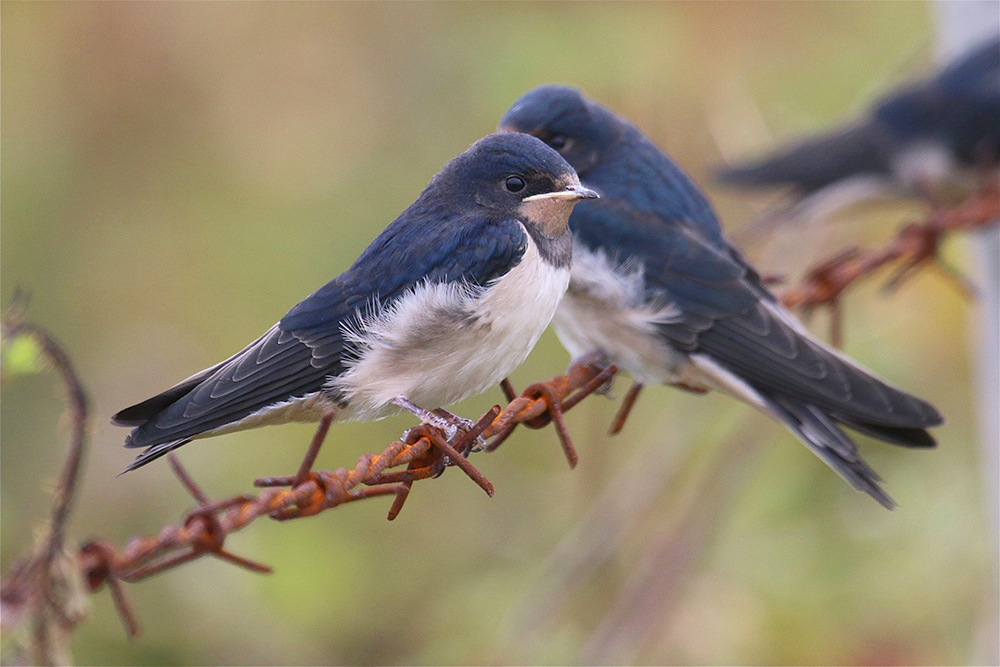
[432,407,477,434]
[401,422,495,495]
[393,396,483,451]
[391,395,460,440]
[570,350,615,394]
[608,382,644,435]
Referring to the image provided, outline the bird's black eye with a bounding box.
[548,134,568,150]
[505,175,526,192]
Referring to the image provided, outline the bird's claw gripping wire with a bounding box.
[3,313,618,641]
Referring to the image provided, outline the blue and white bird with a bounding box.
[113,132,597,472]
[500,85,943,508]
[716,38,1000,205]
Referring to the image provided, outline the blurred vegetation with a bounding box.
[1,2,994,665]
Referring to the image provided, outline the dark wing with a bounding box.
[281,212,527,333]
[714,122,892,195]
[935,36,1000,101]
[586,141,775,301]
[571,197,941,507]
[592,127,729,248]
[571,198,759,321]
[570,197,942,431]
[716,40,1000,193]
[117,324,339,454]
[116,212,527,470]
[918,37,1000,165]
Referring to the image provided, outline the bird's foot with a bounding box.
[389,414,497,500]
[392,396,486,455]
[569,351,616,396]
[393,396,459,440]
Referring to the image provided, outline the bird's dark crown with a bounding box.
[499,85,621,176]
[417,132,580,214]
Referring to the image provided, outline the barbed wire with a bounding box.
[4,182,993,658]
[0,303,616,650]
[778,179,1000,346]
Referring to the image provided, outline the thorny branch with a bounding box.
[1,292,92,665]
[778,179,1000,346]
[0,304,617,646]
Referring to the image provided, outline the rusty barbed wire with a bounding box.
[779,178,1000,346]
[0,305,617,643]
[10,181,991,651]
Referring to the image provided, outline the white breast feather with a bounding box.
[553,245,686,386]
[332,233,570,421]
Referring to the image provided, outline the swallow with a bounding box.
[112,132,598,472]
[716,37,1000,204]
[500,85,943,508]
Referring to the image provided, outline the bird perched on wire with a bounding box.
[500,85,942,508]
[112,132,598,472]
[715,37,1000,207]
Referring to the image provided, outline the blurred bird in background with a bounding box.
[715,37,1000,211]
[500,85,943,508]
[113,132,597,472]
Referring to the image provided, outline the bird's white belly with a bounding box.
[332,237,570,421]
[552,245,689,386]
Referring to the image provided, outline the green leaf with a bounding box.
[1,332,45,378]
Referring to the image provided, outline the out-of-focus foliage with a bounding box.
[1,333,45,379]
[1,2,994,665]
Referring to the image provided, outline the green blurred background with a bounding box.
[2,2,995,665]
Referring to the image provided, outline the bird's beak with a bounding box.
[522,183,600,202]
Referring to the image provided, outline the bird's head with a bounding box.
[427,132,598,238]
[498,85,620,178]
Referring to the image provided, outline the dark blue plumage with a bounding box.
[503,85,726,247]
[501,85,942,508]
[716,38,1000,198]
[113,132,597,472]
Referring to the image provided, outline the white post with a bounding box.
[934,3,999,664]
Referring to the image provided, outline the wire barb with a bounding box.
[485,352,617,460]
[609,382,644,435]
[2,305,617,641]
[780,180,1000,345]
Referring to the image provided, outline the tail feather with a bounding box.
[765,394,896,509]
[112,382,201,427]
[715,122,891,195]
[111,363,223,426]
[119,437,192,474]
[831,415,937,448]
